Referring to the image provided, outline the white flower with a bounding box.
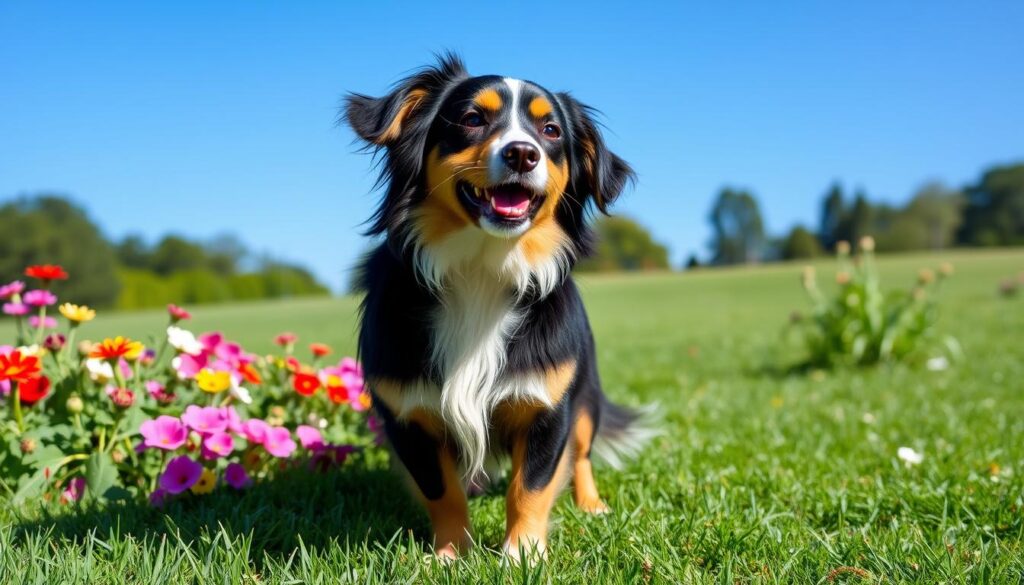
[229,379,252,404]
[85,358,114,383]
[167,326,203,355]
[897,446,924,466]
[18,344,42,357]
[926,357,949,371]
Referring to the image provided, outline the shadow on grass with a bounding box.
[10,456,430,564]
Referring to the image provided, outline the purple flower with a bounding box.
[296,425,324,450]
[23,289,57,307]
[202,431,234,459]
[149,488,170,508]
[2,303,29,316]
[224,463,251,489]
[0,281,25,299]
[242,418,270,445]
[159,456,203,494]
[29,315,57,329]
[263,427,296,458]
[310,444,357,472]
[181,405,228,434]
[44,333,66,351]
[139,416,187,450]
[61,476,86,503]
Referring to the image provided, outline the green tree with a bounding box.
[115,234,152,269]
[0,195,121,307]
[819,182,845,251]
[903,183,964,249]
[958,163,1024,246]
[708,188,765,265]
[576,216,670,272]
[149,235,210,276]
[781,225,825,259]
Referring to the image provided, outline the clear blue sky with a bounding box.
[2,1,1022,289]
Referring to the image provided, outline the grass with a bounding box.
[2,248,1023,583]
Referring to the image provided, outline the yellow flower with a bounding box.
[195,368,231,393]
[190,468,217,495]
[59,303,96,323]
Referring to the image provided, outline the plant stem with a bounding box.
[34,305,47,345]
[14,316,26,347]
[11,381,24,435]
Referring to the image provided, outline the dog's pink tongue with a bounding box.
[490,190,531,218]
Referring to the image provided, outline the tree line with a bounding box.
[576,160,1024,272]
[705,161,1024,265]
[0,195,329,308]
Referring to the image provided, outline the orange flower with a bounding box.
[293,372,321,396]
[239,362,262,385]
[0,351,42,383]
[310,343,332,358]
[25,264,69,281]
[89,336,144,361]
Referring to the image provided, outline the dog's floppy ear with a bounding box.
[344,53,467,147]
[559,93,636,213]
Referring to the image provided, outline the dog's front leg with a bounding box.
[377,404,471,559]
[503,397,572,561]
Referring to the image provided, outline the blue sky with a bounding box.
[2,1,1022,290]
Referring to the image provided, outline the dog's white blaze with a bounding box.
[487,78,547,193]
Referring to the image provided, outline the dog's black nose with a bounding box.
[501,141,540,173]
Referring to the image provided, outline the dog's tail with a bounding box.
[591,395,660,469]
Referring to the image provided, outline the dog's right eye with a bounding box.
[460,112,486,128]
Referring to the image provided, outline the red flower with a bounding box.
[275,332,297,347]
[292,372,321,396]
[19,375,51,405]
[25,264,69,282]
[326,383,347,404]
[0,351,41,383]
[310,343,332,358]
[167,304,191,322]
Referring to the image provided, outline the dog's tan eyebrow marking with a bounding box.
[528,96,552,118]
[473,88,503,111]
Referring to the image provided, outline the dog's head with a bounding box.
[345,54,634,294]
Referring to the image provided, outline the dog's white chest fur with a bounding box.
[407,230,558,477]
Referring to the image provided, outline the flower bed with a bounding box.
[1,265,379,506]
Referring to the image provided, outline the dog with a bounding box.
[345,54,650,560]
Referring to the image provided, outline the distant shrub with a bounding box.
[788,237,960,368]
[228,273,268,300]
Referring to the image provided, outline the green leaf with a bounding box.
[85,452,118,502]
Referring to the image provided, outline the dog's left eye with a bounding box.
[460,112,486,128]
[542,123,562,139]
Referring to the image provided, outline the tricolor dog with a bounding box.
[345,54,650,560]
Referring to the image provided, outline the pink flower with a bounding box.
[140,416,187,450]
[23,289,57,307]
[159,456,203,494]
[263,427,296,458]
[0,281,25,299]
[145,380,177,404]
[180,405,227,434]
[61,476,86,503]
[2,303,29,316]
[172,353,208,380]
[44,333,66,351]
[167,303,191,322]
[28,315,57,329]
[242,418,270,444]
[107,386,135,409]
[224,462,251,489]
[149,488,170,508]
[202,431,235,459]
[296,425,324,450]
[221,406,245,435]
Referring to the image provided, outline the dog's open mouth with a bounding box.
[457,181,544,228]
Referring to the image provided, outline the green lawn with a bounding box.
[3,249,1023,583]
